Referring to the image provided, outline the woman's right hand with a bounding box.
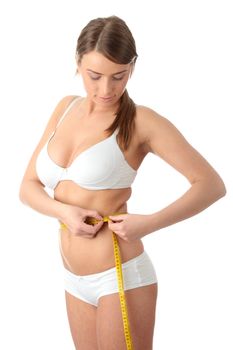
[59,204,104,238]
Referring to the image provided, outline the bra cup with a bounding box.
[62,136,118,186]
[36,127,137,190]
[36,144,65,190]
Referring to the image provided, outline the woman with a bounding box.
[19,15,226,350]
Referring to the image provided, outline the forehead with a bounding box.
[80,51,130,74]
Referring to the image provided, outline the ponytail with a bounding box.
[105,90,136,151]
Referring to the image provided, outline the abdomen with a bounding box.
[55,182,144,275]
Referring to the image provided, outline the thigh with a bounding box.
[65,291,98,350]
[96,283,158,350]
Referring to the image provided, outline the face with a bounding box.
[77,51,133,107]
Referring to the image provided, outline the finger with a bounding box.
[108,214,126,222]
[109,220,119,227]
[85,216,102,226]
[85,210,103,220]
[85,219,104,233]
[92,221,103,232]
[75,224,96,236]
[80,222,96,234]
[108,221,120,230]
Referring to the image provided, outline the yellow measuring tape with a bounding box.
[60,213,134,350]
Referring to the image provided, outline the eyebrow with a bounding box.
[87,69,128,75]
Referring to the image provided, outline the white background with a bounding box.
[0,0,232,349]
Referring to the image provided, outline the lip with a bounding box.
[99,96,114,101]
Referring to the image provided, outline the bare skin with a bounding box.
[19,51,226,349]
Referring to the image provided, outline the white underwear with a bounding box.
[64,250,158,307]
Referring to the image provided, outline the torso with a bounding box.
[50,96,149,275]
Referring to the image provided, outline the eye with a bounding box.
[112,76,124,81]
[88,73,125,81]
[89,74,101,80]
[90,76,101,81]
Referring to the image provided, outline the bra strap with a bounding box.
[55,96,81,130]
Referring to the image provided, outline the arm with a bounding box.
[140,107,226,233]
[19,179,66,220]
[19,95,77,220]
[19,95,104,236]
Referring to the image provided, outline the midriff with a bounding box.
[55,181,144,275]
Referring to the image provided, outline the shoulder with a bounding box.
[49,95,81,126]
[40,94,82,144]
[135,104,178,154]
[19,95,81,184]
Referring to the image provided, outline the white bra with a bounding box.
[36,97,137,190]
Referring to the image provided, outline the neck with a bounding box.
[83,96,119,116]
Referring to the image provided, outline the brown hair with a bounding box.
[75,15,138,151]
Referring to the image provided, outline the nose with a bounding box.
[101,77,113,96]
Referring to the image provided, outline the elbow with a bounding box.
[19,183,26,204]
[217,178,227,198]
[19,178,44,205]
[19,180,31,205]
[194,171,227,207]
[211,174,227,202]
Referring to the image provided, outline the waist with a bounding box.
[60,212,127,230]
[55,183,131,212]
[58,213,144,275]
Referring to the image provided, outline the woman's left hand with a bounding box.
[108,213,153,242]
